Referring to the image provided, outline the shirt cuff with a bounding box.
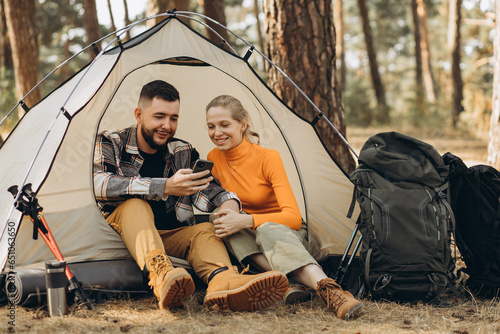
[149,178,167,201]
[215,191,241,211]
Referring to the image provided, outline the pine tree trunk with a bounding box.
[357,0,389,124]
[253,0,265,53]
[123,0,131,40]
[411,0,425,119]
[146,0,172,28]
[334,0,345,90]
[204,0,229,46]
[417,0,439,103]
[0,0,13,69]
[487,0,500,168]
[83,0,101,57]
[106,0,117,32]
[4,0,40,117]
[448,0,463,128]
[265,0,355,173]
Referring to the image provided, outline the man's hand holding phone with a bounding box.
[163,159,214,197]
[191,159,214,180]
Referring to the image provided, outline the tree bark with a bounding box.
[417,0,439,103]
[204,0,229,46]
[265,0,355,173]
[0,0,13,69]
[411,0,425,119]
[83,0,101,57]
[106,0,117,32]
[123,0,131,40]
[254,0,265,53]
[357,0,389,124]
[448,0,463,128]
[334,0,345,90]
[487,0,500,168]
[146,0,173,28]
[4,0,40,117]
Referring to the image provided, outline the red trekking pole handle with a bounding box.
[8,183,94,310]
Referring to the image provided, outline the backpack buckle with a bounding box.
[373,274,392,291]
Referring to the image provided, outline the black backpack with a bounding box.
[349,132,458,302]
[443,152,500,297]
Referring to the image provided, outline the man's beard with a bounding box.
[141,126,171,150]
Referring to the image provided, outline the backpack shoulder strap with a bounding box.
[435,183,456,234]
[347,186,357,219]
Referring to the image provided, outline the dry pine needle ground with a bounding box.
[0,290,499,334]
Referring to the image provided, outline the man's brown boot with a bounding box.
[204,267,288,312]
[316,278,363,320]
[146,250,195,310]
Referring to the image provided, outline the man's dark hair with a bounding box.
[138,80,180,108]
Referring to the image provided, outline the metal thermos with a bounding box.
[45,261,68,316]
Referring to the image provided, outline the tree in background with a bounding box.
[204,0,229,45]
[265,0,355,173]
[106,0,117,32]
[417,0,439,103]
[253,0,264,53]
[146,0,190,27]
[411,0,425,120]
[37,1,87,89]
[0,0,12,70]
[4,0,40,118]
[488,0,500,168]
[122,0,131,40]
[0,0,15,129]
[448,0,464,128]
[83,0,101,57]
[357,0,389,124]
[147,0,168,27]
[334,0,346,91]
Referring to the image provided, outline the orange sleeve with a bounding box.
[251,150,302,230]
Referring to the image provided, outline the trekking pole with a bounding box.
[333,216,361,281]
[8,184,94,310]
[333,222,359,281]
[338,234,363,286]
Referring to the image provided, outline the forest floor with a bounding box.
[346,126,489,166]
[0,126,496,334]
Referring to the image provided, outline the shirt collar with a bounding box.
[126,124,140,155]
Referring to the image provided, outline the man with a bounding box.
[93,80,288,311]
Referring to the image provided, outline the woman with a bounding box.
[205,95,363,320]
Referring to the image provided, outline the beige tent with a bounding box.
[0,14,358,281]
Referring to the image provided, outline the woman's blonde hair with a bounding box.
[206,95,260,144]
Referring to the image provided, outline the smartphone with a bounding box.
[192,159,214,179]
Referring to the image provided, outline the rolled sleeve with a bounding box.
[214,191,242,211]
[149,178,167,201]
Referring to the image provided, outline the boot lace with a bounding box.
[316,278,347,313]
[149,254,174,276]
[232,264,250,275]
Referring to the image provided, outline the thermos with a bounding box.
[45,261,67,316]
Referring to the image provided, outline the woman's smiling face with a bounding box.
[206,106,247,151]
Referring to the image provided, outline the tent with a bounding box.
[0,12,359,301]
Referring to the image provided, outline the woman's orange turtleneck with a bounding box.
[207,137,302,230]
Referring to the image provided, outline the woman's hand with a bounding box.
[213,209,254,238]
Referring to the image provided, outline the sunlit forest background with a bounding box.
[0,0,498,168]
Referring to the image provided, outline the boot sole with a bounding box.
[203,272,288,312]
[159,271,195,310]
[344,301,363,320]
[284,287,315,305]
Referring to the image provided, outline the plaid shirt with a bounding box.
[93,124,240,226]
